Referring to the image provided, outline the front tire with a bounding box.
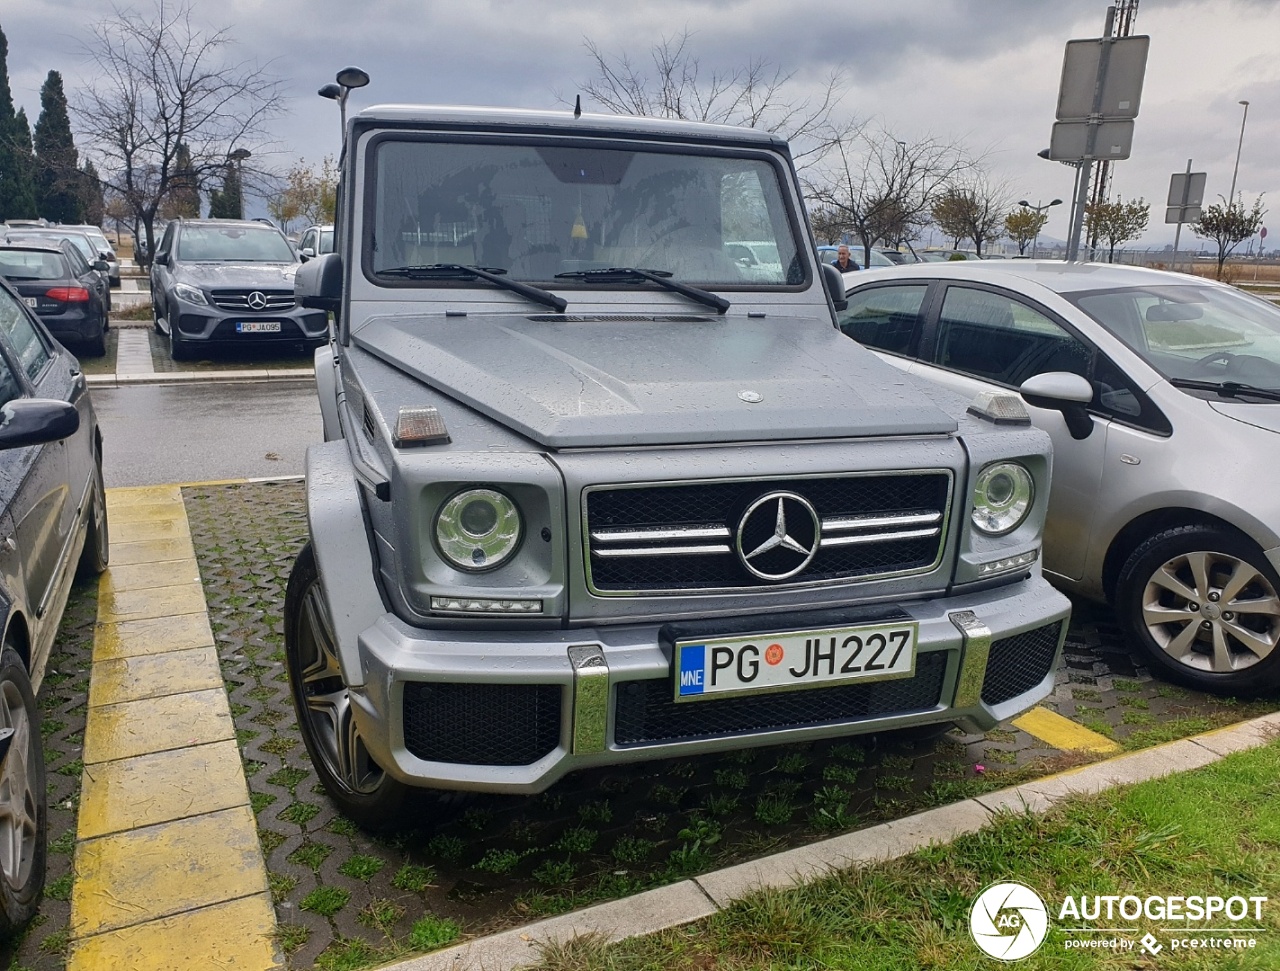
[1116,524,1280,695]
[284,543,409,829]
[0,645,47,936]
[77,451,109,579]
[168,327,194,362]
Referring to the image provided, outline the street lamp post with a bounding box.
[1017,198,1063,259]
[318,66,371,145]
[1228,99,1250,206]
[1038,149,1085,260]
[227,148,251,219]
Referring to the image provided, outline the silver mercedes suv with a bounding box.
[287,104,1076,826]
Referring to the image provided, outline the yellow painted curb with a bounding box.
[1012,706,1122,754]
[71,485,280,970]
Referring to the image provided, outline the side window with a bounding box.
[157,223,176,260]
[837,285,928,355]
[932,286,1091,387]
[63,244,90,276]
[0,289,52,382]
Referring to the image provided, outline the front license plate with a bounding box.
[23,297,37,308]
[236,321,281,333]
[674,622,917,701]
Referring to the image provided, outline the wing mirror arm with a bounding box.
[1020,371,1095,440]
[821,263,848,313]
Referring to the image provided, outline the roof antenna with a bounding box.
[573,95,582,119]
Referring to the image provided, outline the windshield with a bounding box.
[177,225,296,262]
[369,138,803,286]
[1070,284,1280,391]
[0,249,66,280]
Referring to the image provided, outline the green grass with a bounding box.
[527,739,1280,971]
[300,885,350,917]
[409,914,461,951]
[392,863,437,893]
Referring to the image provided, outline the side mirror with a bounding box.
[0,399,80,449]
[297,253,343,312]
[300,247,316,261]
[153,252,169,267]
[1020,371,1094,440]
[94,261,110,273]
[821,262,848,312]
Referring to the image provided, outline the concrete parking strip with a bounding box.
[68,485,280,971]
[381,711,1280,971]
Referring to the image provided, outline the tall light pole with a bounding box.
[1017,198,1063,258]
[1228,99,1250,206]
[1039,148,1084,260]
[228,148,251,219]
[318,66,371,145]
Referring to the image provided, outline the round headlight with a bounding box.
[435,488,522,571]
[971,462,1034,536]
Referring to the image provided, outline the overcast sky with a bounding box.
[5,0,1279,248]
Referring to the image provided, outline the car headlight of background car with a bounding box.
[172,282,209,306]
[434,487,523,571]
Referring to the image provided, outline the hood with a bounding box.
[354,313,958,448]
[1209,400,1280,435]
[174,262,298,288]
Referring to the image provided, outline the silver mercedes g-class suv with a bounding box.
[289,104,1075,826]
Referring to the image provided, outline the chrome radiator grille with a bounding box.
[209,288,295,311]
[584,472,952,594]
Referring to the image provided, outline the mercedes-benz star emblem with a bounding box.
[735,491,821,581]
[247,290,268,310]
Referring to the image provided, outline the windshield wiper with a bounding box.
[380,264,567,313]
[1169,378,1280,403]
[554,267,730,314]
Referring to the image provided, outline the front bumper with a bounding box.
[170,298,328,345]
[350,577,1070,793]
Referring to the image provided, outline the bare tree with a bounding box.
[577,31,851,169]
[1193,195,1266,280]
[73,2,284,264]
[929,174,1012,256]
[805,128,972,265]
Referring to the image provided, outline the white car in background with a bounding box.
[842,260,1280,695]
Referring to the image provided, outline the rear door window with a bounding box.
[837,284,928,355]
[0,289,52,382]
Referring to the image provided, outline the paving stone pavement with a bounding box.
[171,479,1276,970]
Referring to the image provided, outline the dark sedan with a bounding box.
[0,275,108,933]
[0,243,110,356]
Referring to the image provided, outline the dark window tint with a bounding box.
[0,289,51,381]
[933,286,1091,386]
[837,285,928,354]
[0,250,65,281]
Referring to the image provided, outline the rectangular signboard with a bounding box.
[1167,172,1207,207]
[1049,120,1134,161]
[1056,36,1151,121]
[1166,205,1203,225]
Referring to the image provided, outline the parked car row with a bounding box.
[0,241,110,356]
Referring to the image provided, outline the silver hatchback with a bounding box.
[842,261,1280,695]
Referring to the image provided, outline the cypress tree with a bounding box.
[208,166,242,219]
[34,70,83,223]
[162,142,200,218]
[80,159,104,225]
[8,107,37,219]
[0,22,26,221]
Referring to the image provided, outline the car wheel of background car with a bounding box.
[1116,524,1280,695]
[285,543,410,829]
[168,328,194,363]
[76,451,109,579]
[0,643,47,936]
[85,324,106,359]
